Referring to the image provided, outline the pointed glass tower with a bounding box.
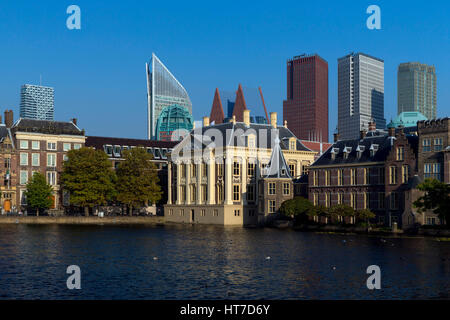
[146,53,192,140]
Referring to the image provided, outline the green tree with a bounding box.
[413,178,450,228]
[24,172,53,216]
[356,208,376,224]
[115,147,162,215]
[279,197,313,223]
[329,204,355,223]
[60,147,116,216]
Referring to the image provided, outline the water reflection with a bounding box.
[0,224,448,299]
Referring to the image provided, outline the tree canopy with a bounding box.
[414,178,450,227]
[115,147,162,214]
[60,147,116,215]
[279,197,313,222]
[24,172,53,216]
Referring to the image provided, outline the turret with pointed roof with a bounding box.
[232,84,247,122]
[210,88,225,124]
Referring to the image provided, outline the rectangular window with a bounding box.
[402,165,409,184]
[364,193,369,209]
[63,155,69,161]
[268,200,276,213]
[233,185,240,201]
[290,140,296,151]
[313,171,318,186]
[47,142,56,150]
[325,193,331,208]
[268,182,276,195]
[20,153,28,166]
[201,209,206,217]
[233,162,240,176]
[47,171,56,185]
[337,193,343,205]
[180,209,184,217]
[234,209,240,216]
[363,168,369,185]
[283,183,290,195]
[313,193,318,206]
[32,153,40,166]
[47,154,56,167]
[389,166,397,184]
[202,163,207,177]
[32,141,40,150]
[20,170,28,185]
[289,164,295,177]
[191,185,196,202]
[217,184,224,202]
[247,163,255,176]
[217,163,224,176]
[396,147,404,161]
[20,140,28,149]
[74,143,82,150]
[434,138,443,151]
[422,139,431,152]
[247,184,255,201]
[350,193,357,209]
[338,169,343,186]
[181,186,186,202]
[379,168,385,184]
[202,185,207,202]
[4,158,10,169]
[63,143,71,151]
[378,193,385,209]
[192,164,197,177]
[350,169,356,185]
[213,209,219,217]
[390,192,399,210]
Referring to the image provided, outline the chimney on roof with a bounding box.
[360,129,367,139]
[284,120,288,128]
[243,109,250,126]
[203,116,210,127]
[368,119,376,132]
[333,132,340,143]
[4,110,13,129]
[71,118,77,126]
[270,112,277,128]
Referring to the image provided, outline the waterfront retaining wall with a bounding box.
[0,216,165,225]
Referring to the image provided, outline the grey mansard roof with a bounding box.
[182,121,313,151]
[311,133,418,167]
[11,118,84,135]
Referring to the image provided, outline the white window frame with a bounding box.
[31,141,40,150]
[47,141,57,151]
[32,153,40,166]
[47,153,56,167]
[20,140,29,149]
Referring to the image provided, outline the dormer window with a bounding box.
[331,148,339,160]
[356,145,365,159]
[246,134,256,148]
[289,138,297,151]
[370,144,379,157]
[343,147,352,159]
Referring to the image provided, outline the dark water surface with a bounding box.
[0,224,449,299]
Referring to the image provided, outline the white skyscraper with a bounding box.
[146,53,192,140]
[20,84,54,120]
[338,53,386,140]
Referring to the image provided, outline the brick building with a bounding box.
[10,116,85,211]
[85,136,177,206]
[283,54,329,142]
[308,125,419,229]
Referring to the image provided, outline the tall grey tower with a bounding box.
[337,53,386,140]
[146,53,192,140]
[397,62,436,119]
[20,84,54,120]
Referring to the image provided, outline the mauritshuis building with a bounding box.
[338,53,386,140]
[146,53,193,141]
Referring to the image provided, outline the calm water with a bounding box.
[0,224,449,299]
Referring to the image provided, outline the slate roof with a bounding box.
[86,136,178,150]
[11,118,83,135]
[264,136,292,179]
[311,133,418,167]
[182,121,313,152]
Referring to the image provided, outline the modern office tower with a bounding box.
[397,62,437,120]
[146,53,192,140]
[337,52,386,140]
[283,54,329,142]
[19,84,54,120]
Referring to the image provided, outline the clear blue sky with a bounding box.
[0,0,448,140]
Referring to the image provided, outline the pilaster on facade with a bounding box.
[224,155,233,205]
[185,160,191,205]
[167,162,172,204]
[207,158,215,205]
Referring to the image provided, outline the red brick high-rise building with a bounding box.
[283,54,328,142]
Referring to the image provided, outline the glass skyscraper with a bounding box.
[338,53,386,140]
[397,62,436,120]
[146,53,192,140]
[19,84,54,120]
